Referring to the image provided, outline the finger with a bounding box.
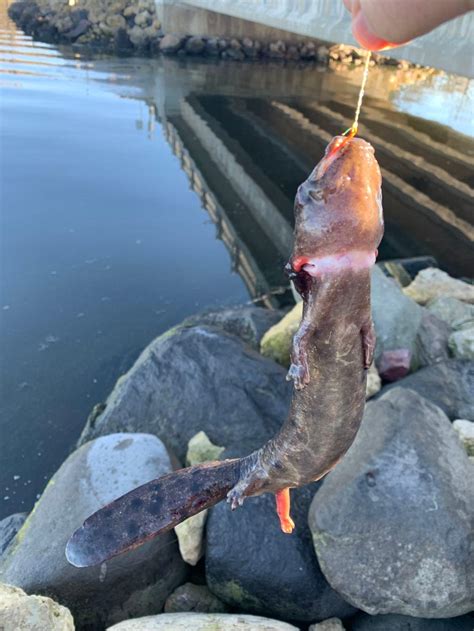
[353,0,472,50]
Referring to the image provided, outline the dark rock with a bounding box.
[377,349,411,382]
[0,513,27,559]
[316,45,330,63]
[242,37,260,58]
[160,33,186,54]
[165,582,228,614]
[310,388,474,618]
[0,433,186,628]
[348,611,474,630]
[414,311,450,368]
[205,37,220,56]
[183,306,282,351]
[382,360,473,420]
[285,45,300,60]
[206,483,355,622]
[8,1,34,23]
[185,36,205,55]
[79,326,291,462]
[300,41,316,60]
[69,8,88,26]
[217,38,228,51]
[17,2,40,34]
[114,27,134,54]
[63,19,90,41]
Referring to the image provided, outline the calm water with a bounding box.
[1,8,473,519]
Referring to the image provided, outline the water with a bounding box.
[1,8,473,519]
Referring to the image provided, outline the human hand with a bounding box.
[343,0,474,50]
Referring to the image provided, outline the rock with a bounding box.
[310,388,474,618]
[105,13,126,31]
[186,431,224,466]
[316,45,330,63]
[0,514,27,560]
[414,311,450,367]
[309,618,345,631]
[128,24,146,47]
[123,5,138,17]
[164,583,227,614]
[403,268,474,305]
[134,10,150,27]
[371,266,422,364]
[205,37,220,56]
[160,33,186,54]
[377,349,411,382]
[242,37,260,58]
[229,38,242,50]
[183,306,281,351]
[79,326,291,462]
[175,510,207,566]
[63,18,90,41]
[382,359,473,420]
[286,45,300,60]
[427,297,474,330]
[348,611,474,630]
[106,612,299,630]
[453,420,474,456]
[224,48,245,61]
[185,36,205,55]
[449,328,474,360]
[300,41,317,60]
[114,27,134,53]
[267,40,286,59]
[206,483,355,622]
[0,583,74,631]
[0,434,185,628]
[260,302,302,366]
[366,363,381,399]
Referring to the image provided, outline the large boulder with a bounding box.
[381,360,473,420]
[0,434,186,628]
[79,326,292,462]
[0,583,74,631]
[348,612,474,630]
[206,483,355,623]
[371,266,422,364]
[403,268,474,305]
[183,306,282,351]
[309,389,474,618]
[106,612,299,630]
[0,514,26,560]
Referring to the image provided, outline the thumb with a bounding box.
[346,0,473,51]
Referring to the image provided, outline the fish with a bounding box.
[66,135,384,568]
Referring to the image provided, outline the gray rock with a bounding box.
[449,328,474,360]
[206,483,355,622]
[0,583,74,631]
[205,37,220,56]
[159,33,186,54]
[185,36,205,55]
[0,433,186,628]
[79,326,291,462]
[452,420,474,456]
[371,266,423,364]
[427,297,474,330]
[0,514,27,559]
[164,582,227,613]
[309,389,474,618]
[309,618,345,631]
[404,268,474,305]
[106,612,299,630]
[382,360,473,420]
[183,306,282,351]
[414,311,450,368]
[348,611,474,630]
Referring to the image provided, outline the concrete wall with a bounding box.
[155,0,474,77]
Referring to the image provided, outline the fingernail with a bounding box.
[352,9,395,51]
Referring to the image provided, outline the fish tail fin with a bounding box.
[66,458,241,567]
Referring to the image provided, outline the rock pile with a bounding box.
[1,273,473,630]
[8,0,418,68]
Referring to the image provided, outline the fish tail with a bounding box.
[66,458,241,567]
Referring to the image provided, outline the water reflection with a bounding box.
[0,8,473,517]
